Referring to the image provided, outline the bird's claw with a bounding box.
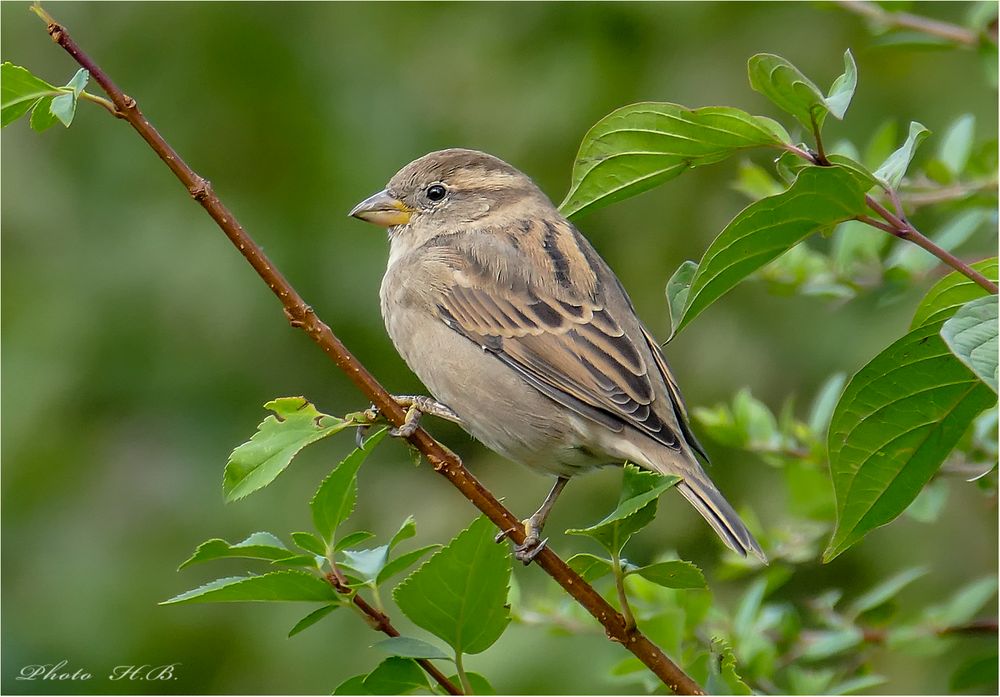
[514,536,548,565]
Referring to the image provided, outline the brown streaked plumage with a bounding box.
[350,148,765,562]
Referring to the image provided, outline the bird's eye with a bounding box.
[426,184,446,202]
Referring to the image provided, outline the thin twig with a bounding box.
[784,143,998,294]
[324,569,462,695]
[31,8,704,695]
[900,178,999,209]
[835,0,988,47]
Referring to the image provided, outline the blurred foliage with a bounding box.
[2,2,998,695]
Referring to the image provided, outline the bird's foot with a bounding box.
[495,517,548,565]
[356,395,461,446]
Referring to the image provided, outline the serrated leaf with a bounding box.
[924,576,998,628]
[335,530,376,552]
[341,545,390,584]
[389,515,417,550]
[627,560,706,589]
[372,636,453,661]
[29,96,59,133]
[665,260,698,336]
[393,516,511,655]
[310,428,387,543]
[223,397,351,502]
[824,322,997,561]
[847,567,927,618]
[362,657,428,696]
[291,531,327,556]
[566,553,614,582]
[748,53,828,131]
[873,121,930,189]
[825,49,858,120]
[566,464,680,554]
[559,102,789,218]
[377,545,438,586]
[1,62,57,127]
[912,259,999,329]
[288,604,339,637]
[162,570,337,604]
[706,637,753,695]
[178,532,290,570]
[671,166,869,337]
[942,296,998,392]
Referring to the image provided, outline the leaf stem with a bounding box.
[611,548,637,632]
[31,7,704,695]
[80,90,120,117]
[454,652,473,695]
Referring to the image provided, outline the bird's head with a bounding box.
[349,148,548,234]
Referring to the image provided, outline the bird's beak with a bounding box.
[349,189,413,227]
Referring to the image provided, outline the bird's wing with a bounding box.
[430,229,684,452]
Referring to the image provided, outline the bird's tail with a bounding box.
[641,446,766,562]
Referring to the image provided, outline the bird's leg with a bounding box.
[511,476,569,565]
[357,395,462,446]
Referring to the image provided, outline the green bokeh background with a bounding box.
[2,2,996,694]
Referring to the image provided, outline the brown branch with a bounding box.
[32,8,704,695]
[835,0,988,47]
[324,570,462,695]
[784,144,998,295]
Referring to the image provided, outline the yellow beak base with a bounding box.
[349,189,413,227]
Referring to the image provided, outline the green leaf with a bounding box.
[377,545,439,586]
[1,62,57,127]
[873,121,930,189]
[847,566,927,618]
[924,576,998,628]
[341,545,390,584]
[808,373,847,436]
[162,570,337,604]
[335,530,376,552]
[733,160,784,201]
[446,673,495,695]
[178,532,291,570]
[672,166,869,336]
[938,114,975,175]
[566,553,614,582]
[912,258,998,329]
[825,49,858,120]
[627,560,706,589]
[49,68,88,128]
[828,675,888,695]
[942,296,998,393]
[393,515,511,655]
[389,515,417,550]
[333,675,370,695]
[223,397,351,502]
[372,636,453,661]
[362,657,429,696]
[292,531,327,557]
[310,427,387,543]
[950,652,999,692]
[747,53,828,131]
[665,260,698,336]
[706,637,753,695]
[799,628,864,661]
[288,604,339,637]
[559,102,789,218]
[904,478,949,523]
[29,96,59,133]
[566,464,680,555]
[824,321,997,561]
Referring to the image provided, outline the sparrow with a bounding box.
[350,148,765,564]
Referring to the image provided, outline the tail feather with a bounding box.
[676,477,766,562]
